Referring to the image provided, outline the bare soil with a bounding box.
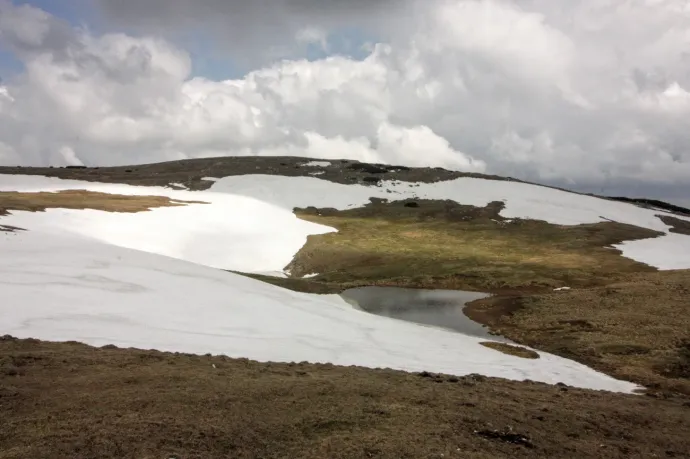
[1,337,689,459]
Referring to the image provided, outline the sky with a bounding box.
[0,0,689,206]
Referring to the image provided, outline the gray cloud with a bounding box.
[1,0,689,204]
[93,0,416,65]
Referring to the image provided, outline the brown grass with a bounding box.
[480,342,540,359]
[280,199,660,293]
[2,337,689,459]
[465,270,690,395]
[0,190,206,215]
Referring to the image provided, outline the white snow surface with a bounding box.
[1,172,689,271]
[0,228,640,392]
[0,174,336,273]
[302,161,332,167]
[613,233,690,270]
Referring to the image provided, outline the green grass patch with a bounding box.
[281,199,660,293]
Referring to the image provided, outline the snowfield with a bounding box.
[0,173,688,271]
[1,171,689,393]
[0,228,640,393]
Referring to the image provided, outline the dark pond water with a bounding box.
[340,286,505,340]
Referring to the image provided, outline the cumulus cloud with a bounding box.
[1,0,690,199]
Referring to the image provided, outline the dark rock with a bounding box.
[475,429,535,449]
[404,201,420,208]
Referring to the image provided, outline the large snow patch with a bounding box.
[0,229,640,393]
[1,173,689,270]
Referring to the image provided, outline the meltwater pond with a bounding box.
[340,286,506,340]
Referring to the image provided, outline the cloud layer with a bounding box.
[1,0,690,197]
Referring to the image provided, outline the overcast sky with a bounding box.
[0,0,689,206]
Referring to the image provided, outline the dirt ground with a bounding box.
[1,337,689,459]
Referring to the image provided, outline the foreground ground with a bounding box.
[1,337,689,459]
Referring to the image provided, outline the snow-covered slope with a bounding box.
[0,175,335,273]
[3,170,688,392]
[0,228,639,393]
[1,173,688,270]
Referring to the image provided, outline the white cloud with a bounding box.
[0,0,689,196]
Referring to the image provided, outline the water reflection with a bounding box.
[341,286,505,340]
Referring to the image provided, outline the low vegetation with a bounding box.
[2,337,689,459]
[281,198,659,293]
[0,190,205,216]
[658,214,690,235]
[465,270,690,395]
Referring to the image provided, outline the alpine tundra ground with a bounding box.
[2,337,690,459]
[1,157,689,458]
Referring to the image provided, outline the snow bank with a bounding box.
[613,233,690,270]
[1,173,688,270]
[208,174,690,269]
[0,175,335,273]
[0,228,640,393]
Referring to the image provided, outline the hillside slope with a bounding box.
[2,157,690,457]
